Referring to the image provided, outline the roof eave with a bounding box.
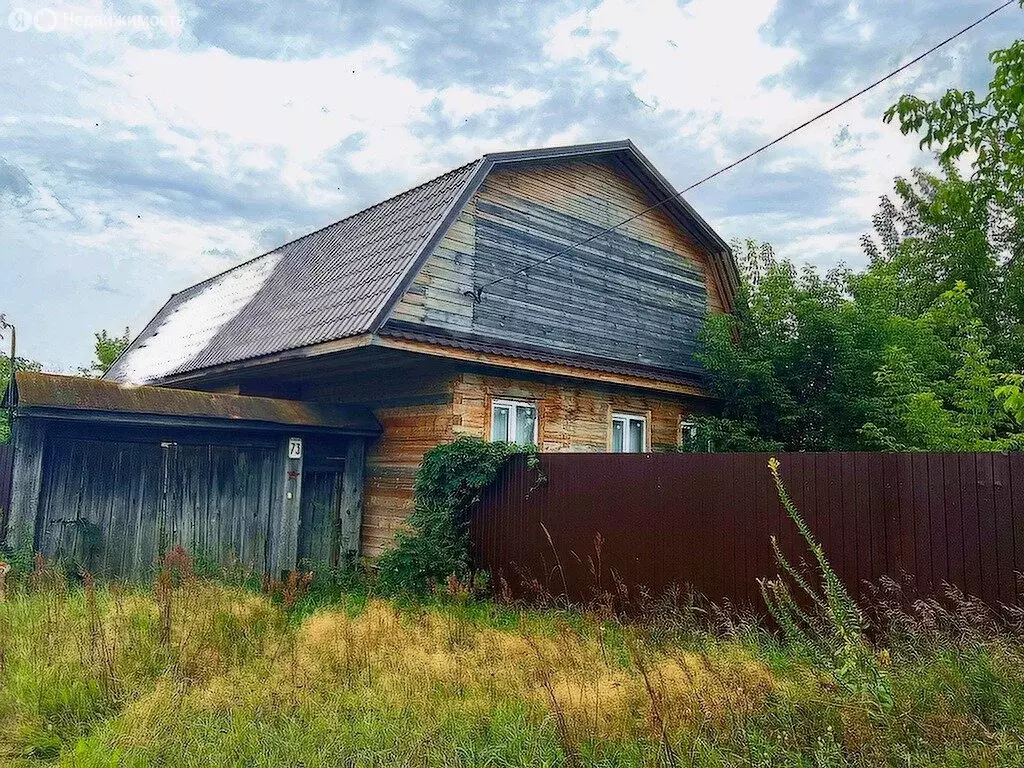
[13,371,383,435]
[117,333,376,387]
[16,405,382,437]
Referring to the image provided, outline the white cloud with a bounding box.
[547,0,805,133]
[2,0,1018,369]
[542,0,992,268]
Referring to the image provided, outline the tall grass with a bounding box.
[4,487,1024,765]
[0,561,1023,765]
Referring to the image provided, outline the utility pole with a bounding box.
[0,315,15,436]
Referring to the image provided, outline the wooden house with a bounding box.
[6,140,738,573]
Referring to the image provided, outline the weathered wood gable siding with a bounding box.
[452,372,696,453]
[389,159,723,374]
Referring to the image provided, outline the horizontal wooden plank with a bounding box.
[383,156,722,376]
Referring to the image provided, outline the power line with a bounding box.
[467,0,1017,302]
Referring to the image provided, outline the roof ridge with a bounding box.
[173,157,483,300]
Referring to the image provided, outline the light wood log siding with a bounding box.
[389,159,725,375]
[452,372,694,452]
[305,364,696,556]
[305,368,456,558]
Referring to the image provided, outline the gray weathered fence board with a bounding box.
[298,471,338,568]
[0,443,14,534]
[31,433,288,578]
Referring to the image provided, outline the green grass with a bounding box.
[2,559,1024,767]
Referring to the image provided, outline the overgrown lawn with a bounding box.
[2,560,1024,766]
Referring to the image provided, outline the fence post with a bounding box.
[271,436,304,577]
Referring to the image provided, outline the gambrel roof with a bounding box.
[105,140,736,385]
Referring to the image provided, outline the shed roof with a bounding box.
[105,140,736,385]
[11,372,381,435]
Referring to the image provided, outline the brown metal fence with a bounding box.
[0,443,13,532]
[470,452,1024,609]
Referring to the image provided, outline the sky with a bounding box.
[2,0,1023,371]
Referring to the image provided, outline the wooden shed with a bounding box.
[3,371,380,577]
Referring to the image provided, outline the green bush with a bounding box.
[376,437,537,594]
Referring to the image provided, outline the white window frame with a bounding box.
[610,412,648,453]
[680,418,712,451]
[489,398,539,446]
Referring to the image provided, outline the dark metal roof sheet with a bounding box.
[13,372,381,434]
[105,140,736,385]
[105,160,481,384]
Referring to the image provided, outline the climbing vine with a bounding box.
[377,437,538,594]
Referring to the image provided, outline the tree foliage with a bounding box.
[697,174,1024,452]
[885,34,1024,206]
[696,32,1024,453]
[695,241,885,451]
[80,328,130,377]
[0,355,42,443]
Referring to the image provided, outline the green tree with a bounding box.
[693,241,890,451]
[0,355,42,443]
[863,165,1024,366]
[858,282,1016,450]
[80,327,130,377]
[885,35,1024,205]
[693,235,1024,452]
[691,32,1024,453]
[885,31,1024,364]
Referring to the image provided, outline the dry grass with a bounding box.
[1,560,1024,766]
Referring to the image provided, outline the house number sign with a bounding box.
[288,437,303,459]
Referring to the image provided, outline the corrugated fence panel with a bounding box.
[470,452,1024,610]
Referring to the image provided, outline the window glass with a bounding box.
[491,404,510,443]
[490,400,537,446]
[628,418,644,452]
[611,413,646,452]
[515,405,537,445]
[680,420,701,449]
[611,419,624,452]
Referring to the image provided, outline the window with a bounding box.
[490,399,538,446]
[611,413,647,452]
[680,418,712,452]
